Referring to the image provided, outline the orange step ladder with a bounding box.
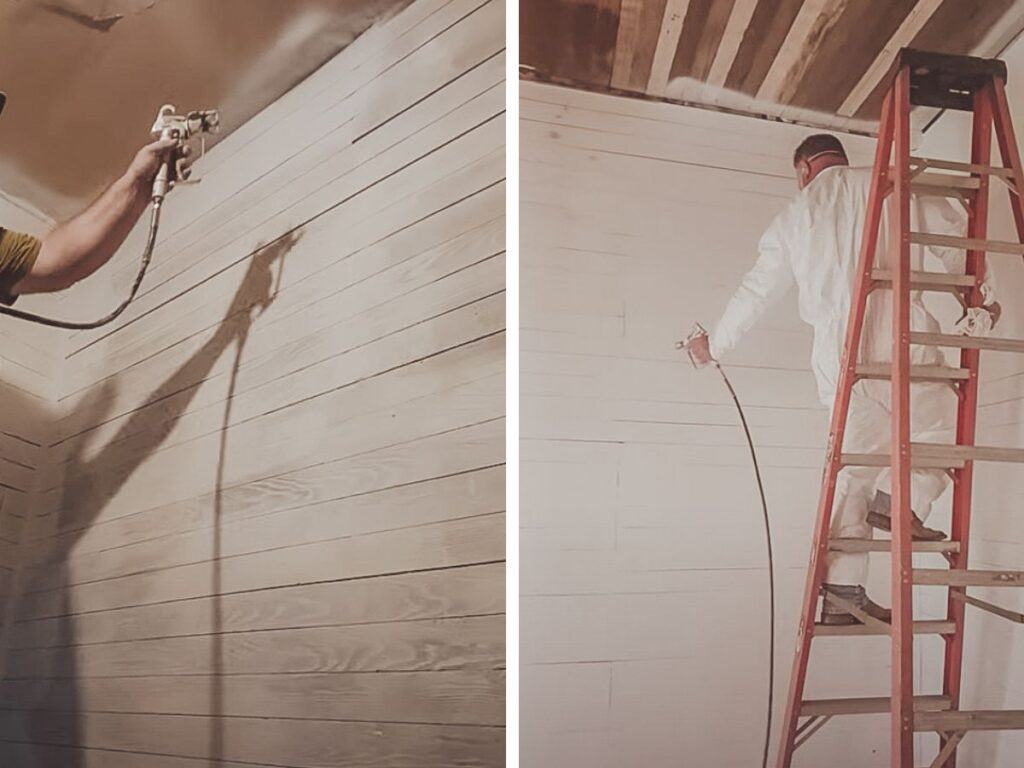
[777,48,1024,768]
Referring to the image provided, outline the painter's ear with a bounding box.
[795,160,809,188]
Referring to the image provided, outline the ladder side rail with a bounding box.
[890,62,917,768]
[775,86,898,768]
[991,78,1024,246]
[941,82,993,768]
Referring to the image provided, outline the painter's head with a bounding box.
[793,134,848,189]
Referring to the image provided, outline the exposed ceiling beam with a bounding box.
[837,0,944,117]
[756,0,849,103]
[611,0,644,90]
[646,0,692,97]
[706,0,759,88]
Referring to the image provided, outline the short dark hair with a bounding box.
[793,134,847,166]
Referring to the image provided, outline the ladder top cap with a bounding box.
[893,48,1007,110]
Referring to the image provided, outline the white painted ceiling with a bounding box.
[0,0,413,220]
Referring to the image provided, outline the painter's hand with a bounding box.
[127,138,193,187]
[681,332,714,367]
[987,301,1002,327]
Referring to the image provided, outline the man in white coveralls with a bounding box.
[686,134,1000,626]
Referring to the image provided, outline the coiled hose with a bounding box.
[0,200,162,329]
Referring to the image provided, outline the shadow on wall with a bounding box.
[0,384,55,672]
[7,229,302,765]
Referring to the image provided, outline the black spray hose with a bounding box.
[0,201,162,329]
[711,360,775,768]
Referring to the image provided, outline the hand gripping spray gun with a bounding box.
[678,322,776,768]
[0,104,219,329]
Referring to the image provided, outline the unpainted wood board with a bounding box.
[2,669,506,726]
[668,0,737,83]
[0,432,40,476]
[706,0,760,87]
[610,0,644,89]
[755,0,851,103]
[49,255,504,504]
[64,78,503,393]
[646,0,692,96]
[789,0,918,112]
[854,0,1018,119]
[18,513,505,620]
[0,743,281,768]
[24,464,502,593]
[0,711,505,768]
[66,97,506,387]
[56,178,504,449]
[88,0,504,315]
[65,0,503,323]
[723,0,805,94]
[40,307,504,534]
[10,561,504,650]
[835,0,942,116]
[9,614,503,678]
[520,0,622,88]
[28,418,503,569]
[186,0,487,178]
[66,3,505,365]
[55,213,505,467]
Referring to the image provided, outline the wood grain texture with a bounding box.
[0,1,505,765]
[646,0,692,96]
[755,0,850,102]
[521,0,1024,127]
[836,0,943,116]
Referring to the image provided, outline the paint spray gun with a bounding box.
[150,104,220,203]
[676,322,718,369]
[0,104,221,329]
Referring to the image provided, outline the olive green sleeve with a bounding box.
[0,228,42,306]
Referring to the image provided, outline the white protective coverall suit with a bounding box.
[709,165,995,586]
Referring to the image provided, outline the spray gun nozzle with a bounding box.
[150,104,220,201]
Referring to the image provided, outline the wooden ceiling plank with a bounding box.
[646,0,693,96]
[611,0,644,90]
[837,0,944,117]
[756,0,849,103]
[707,0,760,87]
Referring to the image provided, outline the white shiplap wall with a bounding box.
[518,79,979,767]
[0,194,61,679]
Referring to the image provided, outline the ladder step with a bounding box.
[911,172,982,196]
[843,443,1024,469]
[910,231,1024,255]
[911,331,1024,353]
[855,363,969,382]
[871,269,975,292]
[829,538,960,554]
[914,568,1024,586]
[915,710,1024,732]
[815,620,954,636]
[915,443,1024,464]
[801,695,951,717]
[910,155,1015,178]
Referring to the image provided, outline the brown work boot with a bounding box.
[820,584,892,626]
[867,490,947,542]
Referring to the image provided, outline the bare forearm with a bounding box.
[12,137,177,296]
[33,175,150,290]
